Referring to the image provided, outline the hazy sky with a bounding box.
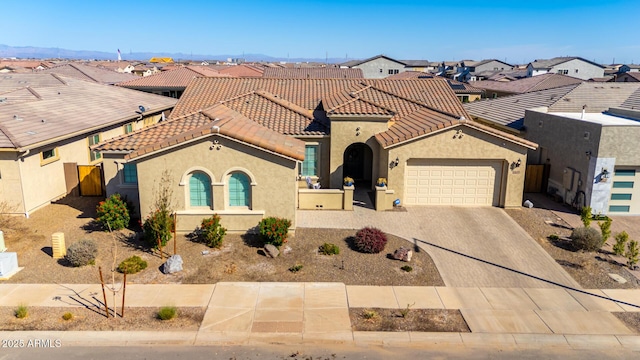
[2,0,639,64]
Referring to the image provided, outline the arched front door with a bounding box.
[343,143,373,186]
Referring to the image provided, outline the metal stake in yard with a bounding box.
[173,212,177,255]
[98,266,109,318]
[121,272,127,318]
[157,236,164,261]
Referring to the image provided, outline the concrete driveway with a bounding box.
[297,206,580,289]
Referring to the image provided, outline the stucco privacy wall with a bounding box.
[385,125,529,208]
[329,118,389,188]
[130,135,298,233]
[599,126,640,165]
[0,152,24,214]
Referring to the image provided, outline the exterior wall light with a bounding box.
[389,157,399,169]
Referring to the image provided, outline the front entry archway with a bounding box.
[343,143,373,187]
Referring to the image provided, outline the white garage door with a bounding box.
[405,160,503,206]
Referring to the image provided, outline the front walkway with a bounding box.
[297,206,580,289]
[1,283,639,349]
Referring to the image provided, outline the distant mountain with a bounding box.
[0,44,351,64]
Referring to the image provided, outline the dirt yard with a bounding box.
[505,206,640,289]
[349,308,469,332]
[2,196,443,286]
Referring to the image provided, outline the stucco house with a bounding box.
[95,78,536,233]
[0,74,177,217]
[527,57,605,81]
[520,84,640,215]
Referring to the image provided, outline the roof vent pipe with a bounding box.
[581,105,587,120]
[212,125,220,133]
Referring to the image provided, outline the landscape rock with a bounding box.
[524,200,533,208]
[608,273,627,284]
[282,245,292,255]
[162,254,183,274]
[393,247,413,262]
[264,244,279,258]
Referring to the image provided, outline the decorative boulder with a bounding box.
[264,244,280,258]
[393,247,413,262]
[282,245,292,255]
[162,254,183,274]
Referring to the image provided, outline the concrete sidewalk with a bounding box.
[1,282,640,350]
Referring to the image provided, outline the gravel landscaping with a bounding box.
[349,308,469,332]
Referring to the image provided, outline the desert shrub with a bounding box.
[354,227,388,254]
[65,239,98,267]
[96,193,130,231]
[199,215,227,248]
[613,231,629,256]
[570,226,603,252]
[548,234,559,241]
[15,304,28,319]
[62,312,73,321]
[627,240,639,270]
[142,210,174,248]
[598,217,612,244]
[117,255,148,274]
[401,265,413,272]
[289,264,304,272]
[157,306,177,320]
[319,243,340,255]
[258,217,292,247]
[362,309,378,320]
[580,206,592,228]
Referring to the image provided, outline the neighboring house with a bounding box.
[116,66,229,98]
[38,63,138,84]
[527,57,605,80]
[456,59,514,82]
[262,67,363,79]
[616,72,640,82]
[95,78,536,234]
[605,64,630,76]
[401,60,434,73]
[523,87,640,215]
[339,55,408,78]
[387,71,482,102]
[473,73,584,98]
[629,64,640,72]
[0,74,177,217]
[0,60,54,73]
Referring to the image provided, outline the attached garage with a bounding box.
[405,159,504,206]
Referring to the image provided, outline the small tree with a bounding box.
[613,231,629,256]
[627,240,639,270]
[580,206,592,228]
[142,170,175,248]
[598,217,612,245]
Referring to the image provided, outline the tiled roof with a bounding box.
[472,74,583,94]
[263,67,364,79]
[464,85,579,130]
[39,63,137,84]
[0,74,177,149]
[529,57,605,70]
[401,60,432,67]
[618,72,640,82]
[386,71,434,80]
[95,104,305,161]
[620,87,640,110]
[217,64,265,77]
[549,83,640,113]
[116,66,229,89]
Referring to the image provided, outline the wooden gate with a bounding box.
[78,165,103,196]
[524,164,550,193]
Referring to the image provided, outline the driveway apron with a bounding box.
[297,206,580,289]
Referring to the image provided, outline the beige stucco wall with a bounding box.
[131,135,298,233]
[599,126,640,165]
[328,117,389,188]
[384,125,529,208]
[0,152,25,214]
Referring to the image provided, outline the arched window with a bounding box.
[229,172,250,207]
[189,172,212,207]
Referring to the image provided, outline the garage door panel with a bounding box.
[405,160,502,206]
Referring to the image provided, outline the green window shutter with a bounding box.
[609,205,630,212]
[189,172,212,207]
[613,181,634,189]
[301,145,318,177]
[611,193,632,201]
[614,169,636,177]
[123,163,138,184]
[229,173,250,207]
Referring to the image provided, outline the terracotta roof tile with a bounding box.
[218,64,265,77]
[39,63,138,84]
[263,68,364,79]
[472,73,584,94]
[116,66,230,89]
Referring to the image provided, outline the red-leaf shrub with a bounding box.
[354,227,388,253]
[258,217,292,247]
